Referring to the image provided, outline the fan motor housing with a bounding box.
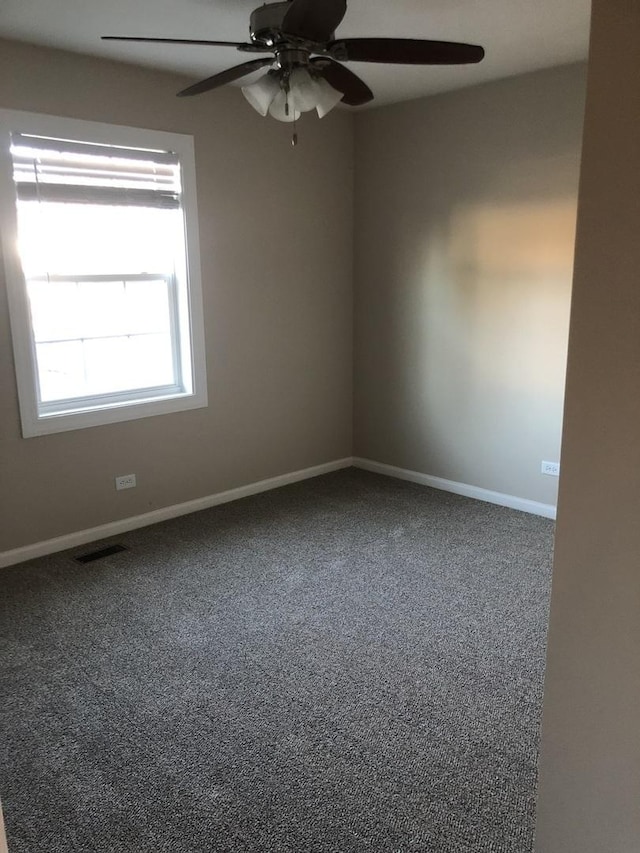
[250,3,289,45]
[250,2,333,46]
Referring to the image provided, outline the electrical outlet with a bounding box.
[541,461,560,477]
[115,474,136,491]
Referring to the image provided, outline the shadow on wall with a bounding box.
[354,63,586,506]
[364,192,577,500]
[414,195,576,485]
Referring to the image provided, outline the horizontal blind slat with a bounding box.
[12,133,179,165]
[16,183,180,209]
[13,160,177,182]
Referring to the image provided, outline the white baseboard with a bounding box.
[352,457,557,520]
[0,457,353,569]
[1,455,556,569]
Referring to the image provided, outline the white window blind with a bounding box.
[11,133,182,209]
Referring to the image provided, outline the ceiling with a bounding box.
[0,0,592,107]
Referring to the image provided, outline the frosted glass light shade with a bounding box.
[268,91,301,123]
[288,68,320,113]
[315,77,344,118]
[242,74,280,117]
[242,69,344,122]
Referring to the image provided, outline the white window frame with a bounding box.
[0,110,208,438]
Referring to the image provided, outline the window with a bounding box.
[0,111,207,437]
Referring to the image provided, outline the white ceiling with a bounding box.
[0,0,591,107]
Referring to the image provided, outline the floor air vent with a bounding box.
[74,544,128,564]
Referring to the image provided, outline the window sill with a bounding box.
[22,388,208,438]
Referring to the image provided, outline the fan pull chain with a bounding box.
[282,81,298,146]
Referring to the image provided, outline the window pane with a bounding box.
[82,336,135,395]
[16,202,181,278]
[28,280,81,342]
[124,279,171,335]
[82,334,176,396]
[21,194,181,403]
[77,280,127,339]
[128,334,176,388]
[28,277,172,344]
[36,340,85,402]
[28,273,177,402]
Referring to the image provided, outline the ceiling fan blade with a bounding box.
[101,36,263,49]
[282,0,347,42]
[311,57,373,106]
[328,38,485,65]
[177,58,274,97]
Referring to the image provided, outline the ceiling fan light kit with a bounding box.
[102,0,485,141]
[242,66,343,122]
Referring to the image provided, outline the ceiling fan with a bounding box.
[103,0,485,135]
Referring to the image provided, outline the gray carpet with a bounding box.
[0,469,554,852]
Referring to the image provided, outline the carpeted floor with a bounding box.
[0,469,554,852]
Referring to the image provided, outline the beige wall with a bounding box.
[535,2,640,850]
[353,64,586,505]
[0,40,354,552]
[0,804,6,853]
